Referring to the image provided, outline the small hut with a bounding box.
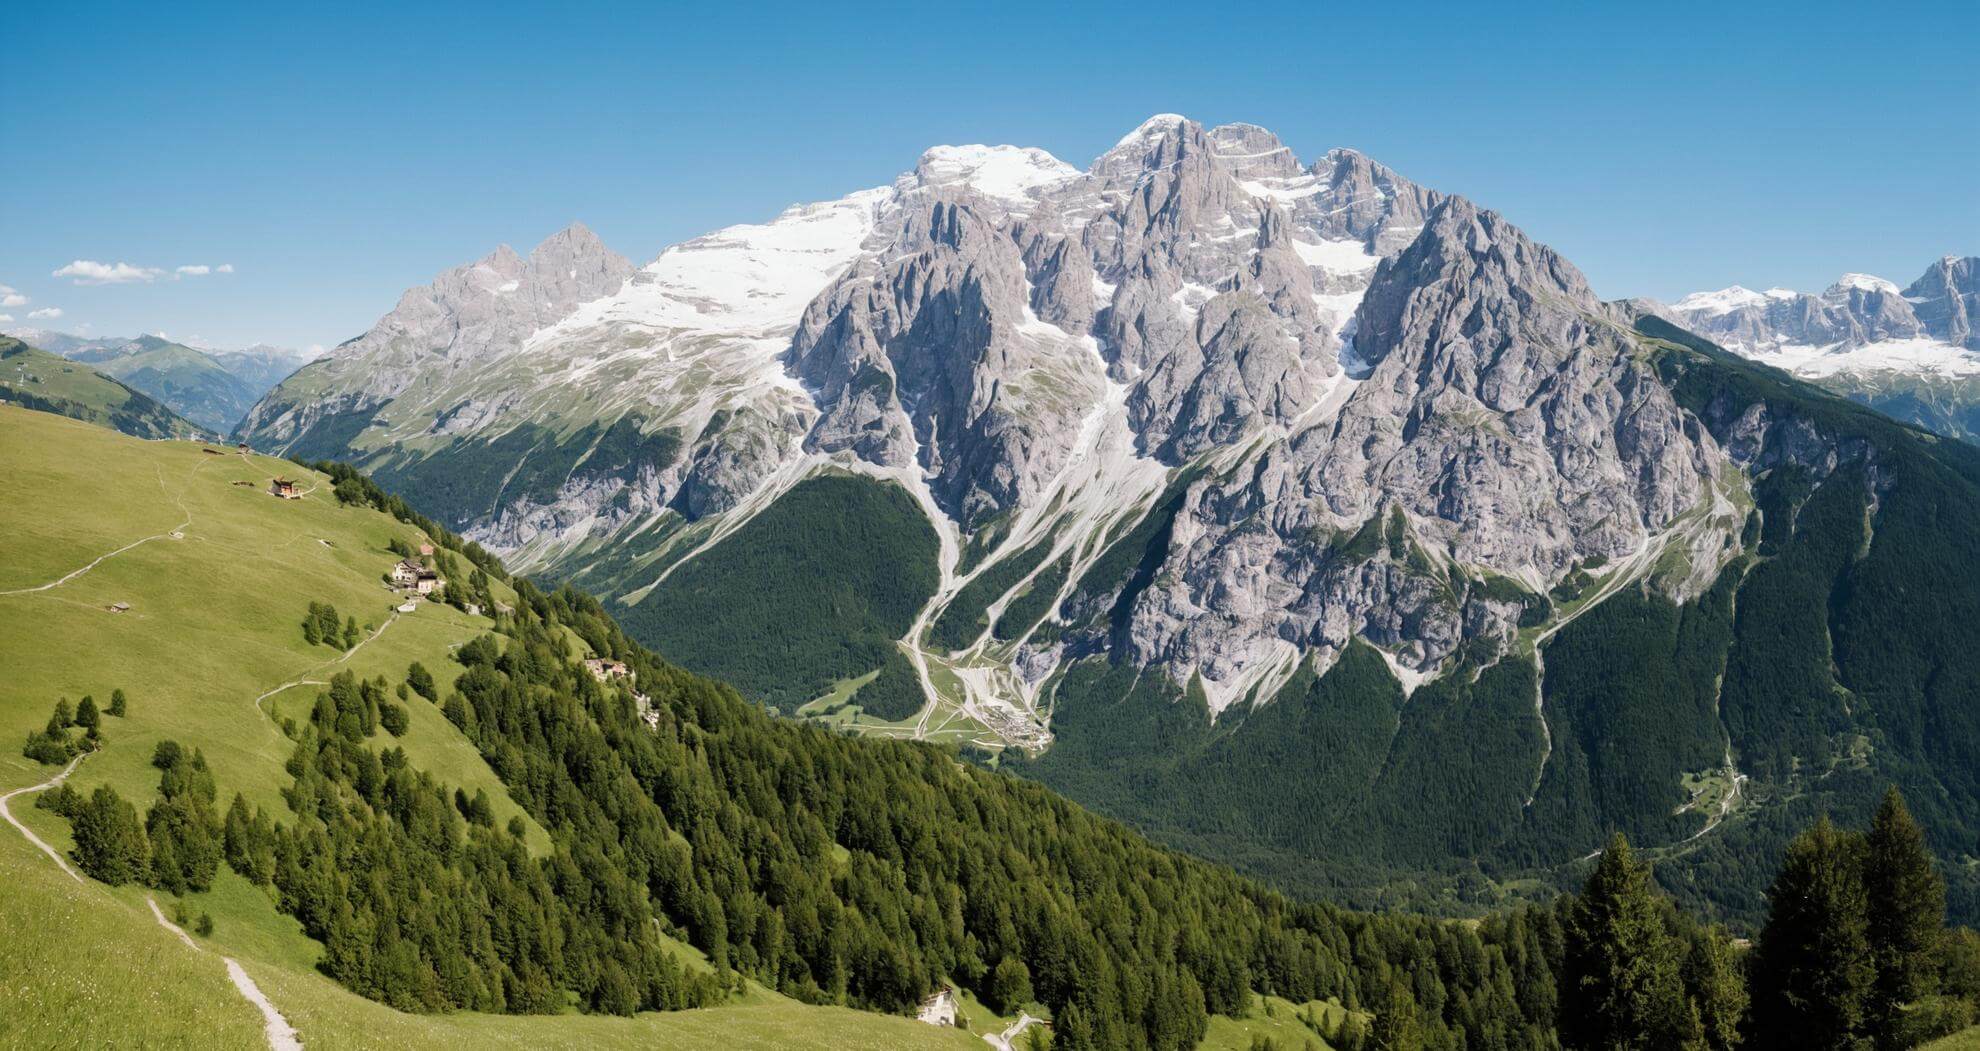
[270,478,302,499]
[389,559,423,587]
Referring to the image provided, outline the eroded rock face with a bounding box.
[1118,198,1721,690]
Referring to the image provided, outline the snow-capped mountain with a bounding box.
[1654,257,1980,439]
[235,117,1963,740]
[235,115,1980,915]
[240,115,1729,736]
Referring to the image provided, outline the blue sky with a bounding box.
[3,0,1974,352]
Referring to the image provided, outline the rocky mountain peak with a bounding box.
[1906,254,1979,350]
[1206,122,1302,180]
[239,116,1732,717]
[1355,197,1605,376]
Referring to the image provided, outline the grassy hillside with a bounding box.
[0,337,201,439]
[0,406,980,1049]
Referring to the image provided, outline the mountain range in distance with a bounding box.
[1648,256,1980,440]
[0,328,314,435]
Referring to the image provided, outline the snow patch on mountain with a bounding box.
[1831,272,1901,296]
[910,144,1081,208]
[1672,285,1795,316]
[1745,337,1980,379]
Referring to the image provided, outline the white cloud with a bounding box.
[0,284,25,307]
[28,307,64,319]
[217,263,235,274]
[0,314,12,323]
[176,265,210,277]
[54,260,162,285]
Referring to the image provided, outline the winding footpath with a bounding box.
[147,898,304,1051]
[0,463,207,598]
[3,752,306,1048]
[984,1013,1044,1051]
[0,752,92,880]
[0,460,309,1046]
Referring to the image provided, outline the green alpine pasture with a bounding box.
[0,406,980,1049]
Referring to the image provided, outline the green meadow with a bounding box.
[0,406,982,1050]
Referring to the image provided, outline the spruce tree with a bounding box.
[1862,787,1945,1047]
[72,785,149,885]
[107,688,127,716]
[75,696,99,731]
[407,661,437,702]
[990,954,1033,1013]
[1682,924,1747,1051]
[1750,817,1874,1050]
[1369,977,1421,1051]
[1560,833,1688,1048]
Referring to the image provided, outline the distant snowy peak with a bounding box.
[1663,256,1980,382]
[908,144,1081,209]
[1672,285,1796,316]
[1112,112,1189,150]
[1829,272,1902,297]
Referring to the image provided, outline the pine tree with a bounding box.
[407,661,437,701]
[107,688,127,717]
[1862,787,1945,1047]
[1682,924,1747,1051]
[343,616,360,650]
[75,696,99,731]
[72,785,149,885]
[1559,833,1688,1049]
[53,698,73,727]
[1750,817,1874,1050]
[1369,977,1421,1051]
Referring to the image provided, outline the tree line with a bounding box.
[1558,789,1976,1050]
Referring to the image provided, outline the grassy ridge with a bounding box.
[0,337,201,439]
[0,406,976,1049]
